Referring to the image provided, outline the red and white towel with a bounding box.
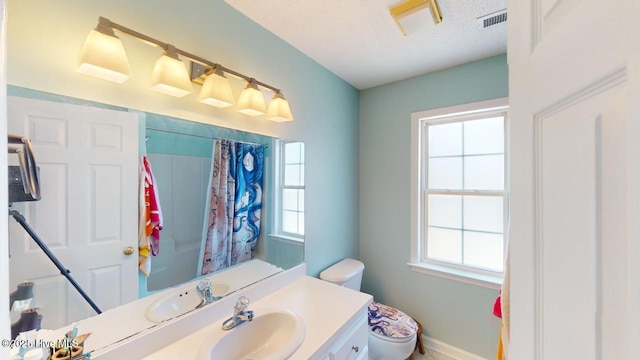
[138,156,163,277]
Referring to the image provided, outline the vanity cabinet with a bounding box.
[321,315,369,360]
[84,267,374,360]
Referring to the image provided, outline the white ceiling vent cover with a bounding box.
[478,9,507,29]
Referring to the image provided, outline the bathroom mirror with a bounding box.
[142,119,277,293]
[7,90,304,354]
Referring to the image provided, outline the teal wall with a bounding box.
[144,114,273,157]
[359,54,508,358]
[6,0,360,279]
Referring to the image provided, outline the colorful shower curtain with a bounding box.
[200,139,265,275]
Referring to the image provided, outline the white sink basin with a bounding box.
[145,282,231,323]
[197,309,305,360]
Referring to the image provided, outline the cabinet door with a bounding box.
[329,320,368,360]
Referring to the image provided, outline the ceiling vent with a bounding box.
[478,9,507,29]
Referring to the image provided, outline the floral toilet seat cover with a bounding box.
[368,301,418,338]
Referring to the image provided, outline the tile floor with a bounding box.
[412,348,459,360]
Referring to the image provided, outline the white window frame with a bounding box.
[409,97,508,289]
[271,139,305,243]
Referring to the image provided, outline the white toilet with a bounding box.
[320,259,418,360]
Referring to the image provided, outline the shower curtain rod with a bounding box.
[144,126,269,148]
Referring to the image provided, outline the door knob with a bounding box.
[123,246,134,256]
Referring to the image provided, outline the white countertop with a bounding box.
[20,259,283,358]
[141,276,372,359]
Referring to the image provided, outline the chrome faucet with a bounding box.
[222,296,254,330]
[195,279,218,309]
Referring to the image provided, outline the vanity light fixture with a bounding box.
[198,66,235,108]
[76,17,131,83]
[77,17,293,120]
[266,92,293,122]
[237,79,267,116]
[150,45,193,97]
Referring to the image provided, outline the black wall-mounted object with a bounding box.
[11,309,42,340]
[8,134,41,204]
[9,209,102,315]
[9,165,40,203]
[7,135,101,316]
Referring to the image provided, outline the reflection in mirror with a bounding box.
[7,89,304,355]
[144,126,269,291]
[265,141,306,269]
[144,127,214,292]
[280,141,305,237]
[8,95,140,334]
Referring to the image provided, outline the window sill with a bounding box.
[268,234,304,245]
[407,262,502,290]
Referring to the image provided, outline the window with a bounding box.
[410,98,508,288]
[274,140,305,240]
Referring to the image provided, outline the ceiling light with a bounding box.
[76,17,131,83]
[266,92,293,122]
[198,67,234,108]
[390,0,442,36]
[237,79,266,116]
[150,45,193,97]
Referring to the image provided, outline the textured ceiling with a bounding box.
[225,0,507,90]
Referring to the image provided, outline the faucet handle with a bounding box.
[196,279,211,291]
[235,296,250,312]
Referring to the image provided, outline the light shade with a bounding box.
[236,79,266,116]
[266,92,293,122]
[150,45,193,97]
[76,19,131,83]
[198,68,234,108]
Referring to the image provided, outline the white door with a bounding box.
[0,0,10,354]
[8,97,139,329]
[508,0,640,359]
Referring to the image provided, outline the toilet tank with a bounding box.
[319,259,364,291]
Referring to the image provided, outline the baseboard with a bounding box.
[423,335,488,360]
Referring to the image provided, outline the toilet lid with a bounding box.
[319,259,364,283]
[369,328,415,343]
[368,301,418,340]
